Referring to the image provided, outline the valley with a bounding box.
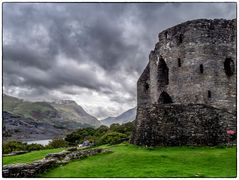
[3,94,135,141]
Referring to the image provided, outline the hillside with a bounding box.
[50,100,100,127]
[3,94,101,141]
[101,107,136,126]
[3,111,65,141]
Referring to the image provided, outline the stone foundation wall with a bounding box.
[131,104,236,146]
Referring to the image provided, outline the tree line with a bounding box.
[3,122,134,154]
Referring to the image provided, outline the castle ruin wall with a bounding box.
[132,19,236,146]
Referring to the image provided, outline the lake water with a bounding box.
[26,139,52,146]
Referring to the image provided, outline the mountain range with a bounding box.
[3,94,136,141]
[3,94,101,141]
[100,107,136,126]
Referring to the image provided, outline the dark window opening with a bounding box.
[200,64,204,74]
[178,58,181,67]
[165,31,168,39]
[224,58,234,77]
[158,91,173,104]
[144,83,149,91]
[208,90,211,98]
[158,57,169,86]
[178,34,183,44]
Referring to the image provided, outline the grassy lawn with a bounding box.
[3,148,64,165]
[40,143,236,178]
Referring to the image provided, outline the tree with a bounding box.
[3,141,27,154]
[95,125,109,137]
[65,127,96,145]
[47,138,69,148]
[97,132,128,145]
[26,143,44,151]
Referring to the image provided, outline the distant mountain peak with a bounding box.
[101,107,136,126]
[52,100,78,105]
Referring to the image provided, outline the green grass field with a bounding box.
[3,148,64,165]
[40,144,236,178]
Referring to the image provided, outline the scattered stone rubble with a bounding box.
[3,148,112,178]
[3,150,29,157]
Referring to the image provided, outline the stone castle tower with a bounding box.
[131,19,236,146]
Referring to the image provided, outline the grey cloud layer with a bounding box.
[3,3,236,118]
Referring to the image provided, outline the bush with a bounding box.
[47,138,69,148]
[3,141,27,154]
[109,123,121,132]
[97,132,128,145]
[94,125,109,137]
[26,143,44,151]
[64,122,134,146]
[109,122,134,136]
[65,127,96,145]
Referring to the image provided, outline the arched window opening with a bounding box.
[208,90,211,99]
[158,91,173,104]
[224,58,235,77]
[200,64,204,74]
[158,57,169,86]
[178,58,181,67]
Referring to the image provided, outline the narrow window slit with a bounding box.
[144,83,149,91]
[224,58,234,77]
[208,90,211,98]
[165,31,168,39]
[178,34,183,44]
[200,64,204,74]
[178,58,181,67]
[158,57,169,86]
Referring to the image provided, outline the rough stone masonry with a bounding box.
[131,19,236,146]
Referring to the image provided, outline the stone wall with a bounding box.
[137,63,151,105]
[131,104,236,146]
[2,148,112,178]
[137,19,236,113]
[133,19,236,147]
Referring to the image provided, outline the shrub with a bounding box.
[109,123,121,132]
[3,141,27,154]
[26,143,44,151]
[94,125,109,137]
[117,122,134,136]
[64,122,134,146]
[227,130,236,141]
[109,122,134,136]
[97,132,128,145]
[47,138,69,148]
[65,127,96,145]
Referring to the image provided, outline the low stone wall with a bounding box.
[3,148,112,178]
[3,150,29,157]
[131,104,236,146]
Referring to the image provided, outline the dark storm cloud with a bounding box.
[78,20,138,71]
[3,2,236,118]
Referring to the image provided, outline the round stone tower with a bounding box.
[132,19,236,146]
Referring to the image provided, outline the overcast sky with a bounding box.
[3,2,236,119]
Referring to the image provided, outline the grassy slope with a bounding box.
[41,144,236,178]
[3,148,64,165]
[3,94,57,121]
